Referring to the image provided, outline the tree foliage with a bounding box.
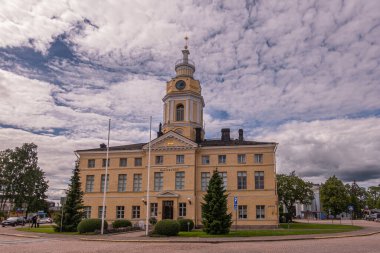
[277,171,314,221]
[366,185,380,209]
[57,160,84,232]
[320,175,349,217]
[345,181,367,218]
[201,170,232,234]
[0,143,48,214]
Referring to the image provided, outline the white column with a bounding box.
[170,100,174,122]
[190,100,193,122]
[197,101,201,123]
[185,100,189,121]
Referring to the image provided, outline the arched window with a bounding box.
[176,104,184,121]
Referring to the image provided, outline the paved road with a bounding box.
[0,220,379,253]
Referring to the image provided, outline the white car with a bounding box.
[39,217,53,224]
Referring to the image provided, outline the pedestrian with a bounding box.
[31,215,37,228]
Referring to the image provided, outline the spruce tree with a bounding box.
[58,160,84,232]
[201,170,232,234]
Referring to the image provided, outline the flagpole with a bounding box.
[101,118,111,235]
[145,116,152,236]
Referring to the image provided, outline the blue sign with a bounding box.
[234,196,238,210]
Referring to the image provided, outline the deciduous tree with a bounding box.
[277,171,314,221]
[320,176,349,217]
[0,143,48,215]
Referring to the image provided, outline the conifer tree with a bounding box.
[201,170,232,234]
[57,160,84,232]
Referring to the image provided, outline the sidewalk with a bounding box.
[1,220,380,243]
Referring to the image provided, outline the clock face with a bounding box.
[175,80,186,90]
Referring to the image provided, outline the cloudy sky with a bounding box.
[1,0,379,200]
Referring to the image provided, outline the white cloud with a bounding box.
[1,0,380,191]
[257,117,380,187]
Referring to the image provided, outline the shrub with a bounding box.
[77,219,108,234]
[177,219,194,231]
[149,217,157,225]
[112,219,132,228]
[153,219,180,236]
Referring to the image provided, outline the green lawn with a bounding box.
[178,223,362,238]
[16,225,78,235]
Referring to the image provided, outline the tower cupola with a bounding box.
[175,36,195,78]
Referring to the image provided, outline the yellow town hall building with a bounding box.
[76,44,279,228]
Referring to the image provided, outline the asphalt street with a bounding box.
[0,220,379,253]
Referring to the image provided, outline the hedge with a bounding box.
[77,219,108,234]
[153,219,180,236]
[177,219,194,232]
[112,219,132,228]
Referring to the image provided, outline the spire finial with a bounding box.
[184,35,189,49]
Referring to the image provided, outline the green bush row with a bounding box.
[112,219,132,228]
[77,219,108,234]
[153,219,194,236]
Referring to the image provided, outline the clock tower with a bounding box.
[162,38,205,142]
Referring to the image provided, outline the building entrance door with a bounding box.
[162,201,174,219]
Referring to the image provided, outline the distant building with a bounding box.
[294,184,322,219]
[76,44,279,228]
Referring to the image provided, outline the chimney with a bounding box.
[221,128,230,142]
[157,122,163,138]
[195,127,202,144]
[238,129,244,142]
[100,143,107,149]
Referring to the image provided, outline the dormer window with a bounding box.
[176,104,184,121]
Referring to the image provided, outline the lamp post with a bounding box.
[60,195,67,232]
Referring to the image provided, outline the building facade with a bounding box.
[76,45,279,228]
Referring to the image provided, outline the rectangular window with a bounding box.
[237,154,246,164]
[218,155,226,164]
[237,171,247,190]
[175,171,185,190]
[102,159,110,167]
[116,206,125,219]
[255,171,264,189]
[87,159,95,168]
[155,155,163,165]
[256,205,265,219]
[176,155,184,164]
[202,155,210,165]
[119,158,127,167]
[83,206,91,219]
[133,174,142,192]
[201,172,210,191]
[254,154,263,164]
[218,172,227,189]
[150,203,158,217]
[100,174,109,192]
[134,157,142,166]
[85,175,94,192]
[98,206,106,219]
[132,206,140,219]
[179,202,186,217]
[118,174,127,192]
[154,172,163,191]
[238,205,248,219]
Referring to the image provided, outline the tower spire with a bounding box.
[175,35,195,77]
[184,35,188,49]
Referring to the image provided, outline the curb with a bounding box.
[78,230,380,244]
[0,232,41,239]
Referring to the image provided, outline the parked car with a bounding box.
[1,217,25,227]
[39,217,52,224]
[370,213,380,221]
[367,213,379,221]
